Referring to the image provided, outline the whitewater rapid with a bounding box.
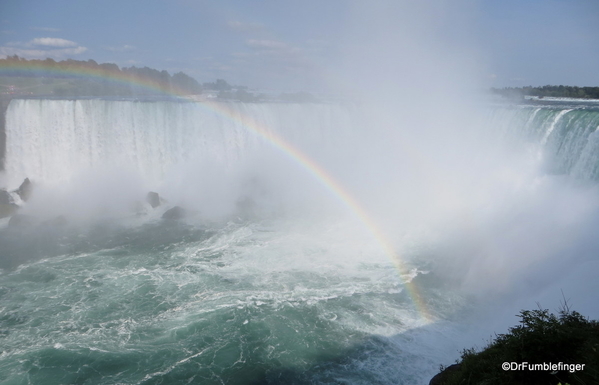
[1,98,599,384]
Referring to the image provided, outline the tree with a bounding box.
[437,307,599,385]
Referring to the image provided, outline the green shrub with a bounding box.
[439,307,599,385]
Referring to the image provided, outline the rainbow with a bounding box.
[0,60,434,322]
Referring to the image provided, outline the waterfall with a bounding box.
[486,104,599,180]
[3,99,353,188]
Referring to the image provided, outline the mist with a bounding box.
[320,0,599,321]
[4,0,597,312]
[2,1,599,383]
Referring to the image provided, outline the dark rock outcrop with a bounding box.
[146,191,161,208]
[0,203,18,219]
[0,189,17,218]
[162,206,186,220]
[429,364,461,385]
[0,188,11,204]
[16,178,33,201]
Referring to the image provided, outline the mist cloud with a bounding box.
[30,37,78,48]
[0,37,87,59]
[104,44,135,52]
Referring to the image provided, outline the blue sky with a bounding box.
[1,0,598,91]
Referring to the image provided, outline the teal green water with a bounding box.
[0,219,445,384]
[487,105,599,180]
[5,100,599,384]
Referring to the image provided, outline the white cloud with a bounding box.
[30,37,78,48]
[0,45,87,59]
[31,27,60,32]
[247,39,288,50]
[0,37,87,59]
[0,47,47,58]
[227,21,265,32]
[104,44,135,52]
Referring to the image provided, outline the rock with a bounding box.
[0,189,12,205]
[146,191,161,208]
[15,178,33,202]
[1,189,19,218]
[162,206,186,220]
[0,203,18,219]
[429,364,461,385]
[8,214,36,229]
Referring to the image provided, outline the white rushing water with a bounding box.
[4,99,355,188]
[2,99,599,384]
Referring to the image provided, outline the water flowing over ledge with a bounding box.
[3,99,356,188]
[4,99,599,189]
[2,98,599,384]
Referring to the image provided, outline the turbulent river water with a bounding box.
[1,98,599,384]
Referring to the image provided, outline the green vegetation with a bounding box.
[492,85,599,100]
[0,56,319,102]
[436,305,599,385]
[202,78,234,91]
[0,55,201,97]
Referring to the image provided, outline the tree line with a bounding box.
[0,56,320,102]
[433,305,599,385]
[492,85,599,99]
[0,55,202,97]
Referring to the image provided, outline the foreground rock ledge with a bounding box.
[429,364,461,385]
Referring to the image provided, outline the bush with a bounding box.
[438,307,599,385]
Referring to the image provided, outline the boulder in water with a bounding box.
[15,178,33,202]
[0,203,18,219]
[0,189,18,219]
[146,191,161,208]
[162,206,186,220]
[0,189,12,205]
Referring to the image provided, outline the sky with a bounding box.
[1,0,598,91]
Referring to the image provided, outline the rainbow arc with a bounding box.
[0,61,433,322]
